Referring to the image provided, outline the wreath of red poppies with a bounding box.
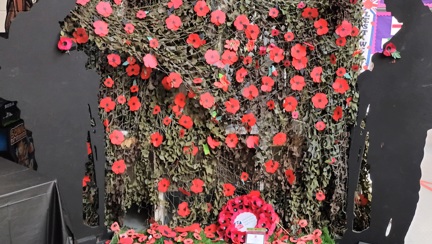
[217,194,279,243]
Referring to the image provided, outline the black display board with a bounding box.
[0,0,431,243]
[0,0,106,241]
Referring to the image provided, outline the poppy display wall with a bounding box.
[1,0,431,242]
[58,0,365,238]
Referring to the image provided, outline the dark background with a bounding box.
[1,0,431,243]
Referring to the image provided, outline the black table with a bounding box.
[0,158,69,243]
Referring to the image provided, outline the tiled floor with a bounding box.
[405,129,432,243]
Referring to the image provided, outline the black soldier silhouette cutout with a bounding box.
[343,0,432,243]
[0,0,106,240]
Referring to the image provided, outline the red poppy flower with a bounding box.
[163,117,172,126]
[167,0,182,8]
[336,67,346,77]
[330,54,337,64]
[261,76,274,92]
[264,160,279,174]
[234,15,250,31]
[128,96,141,111]
[336,37,346,47]
[351,26,359,37]
[284,31,295,41]
[221,50,238,65]
[283,96,298,112]
[383,42,396,56]
[240,172,249,182]
[183,238,193,244]
[110,130,124,145]
[177,202,190,217]
[223,183,236,197]
[225,98,240,114]
[301,7,319,19]
[166,14,182,31]
[214,75,230,92]
[314,19,329,35]
[352,64,359,72]
[73,28,89,44]
[179,129,186,138]
[158,178,170,192]
[77,0,89,6]
[183,144,198,156]
[332,106,343,121]
[241,113,256,127]
[242,85,259,100]
[149,38,159,49]
[168,72,183,88]
[271,29,280,36]
[291,44,306,59]
[235,67,248,83]
[285,169,296,185]
[207,136,220,149]
[267,100,275,110]
[290,75,306,91]
[100,97,116,112]
[224,39,240,51]
[112,159,126,174]
[143,54,158,68]
[93,20,109,37]
[124,23,135,34]
[107,54,121,68]
[292,57,308,70]
[96,1,112,17]
[269,8,279,18]
[190,178,204,194]
[82,175,91,187]
[211,10,226,26]
[187,33,205,48]
[179,115,193,129]
[152,105,161,115]
[243,56,252,65]
[126,64,140,76]
[130,85,139,93]
[103,77,114,88]
[269,46,284,63]
[273,132,287,146]
[336,20,352,37]
[189,90,196,98]
[333,78,349,94]
[194,0,210,17]
[150,132,163,147]
[316,191,326,201]
[200,92,215,109]
[140,66,152,80]
[311,93,328,109]
[315,121,326,131]
[205,49,220,65]
[174,92,186,108]
[246,136,259,148]
[245,24,260,40]
[225,134,238,148]
[136,10,146,19]
[190,78,202,85]
[310,66,322,83]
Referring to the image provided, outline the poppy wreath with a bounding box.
[59,0,364,237]
[217,194,279,243]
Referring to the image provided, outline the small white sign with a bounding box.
[245,233,265,244]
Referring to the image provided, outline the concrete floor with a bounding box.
[405,129,432,243]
